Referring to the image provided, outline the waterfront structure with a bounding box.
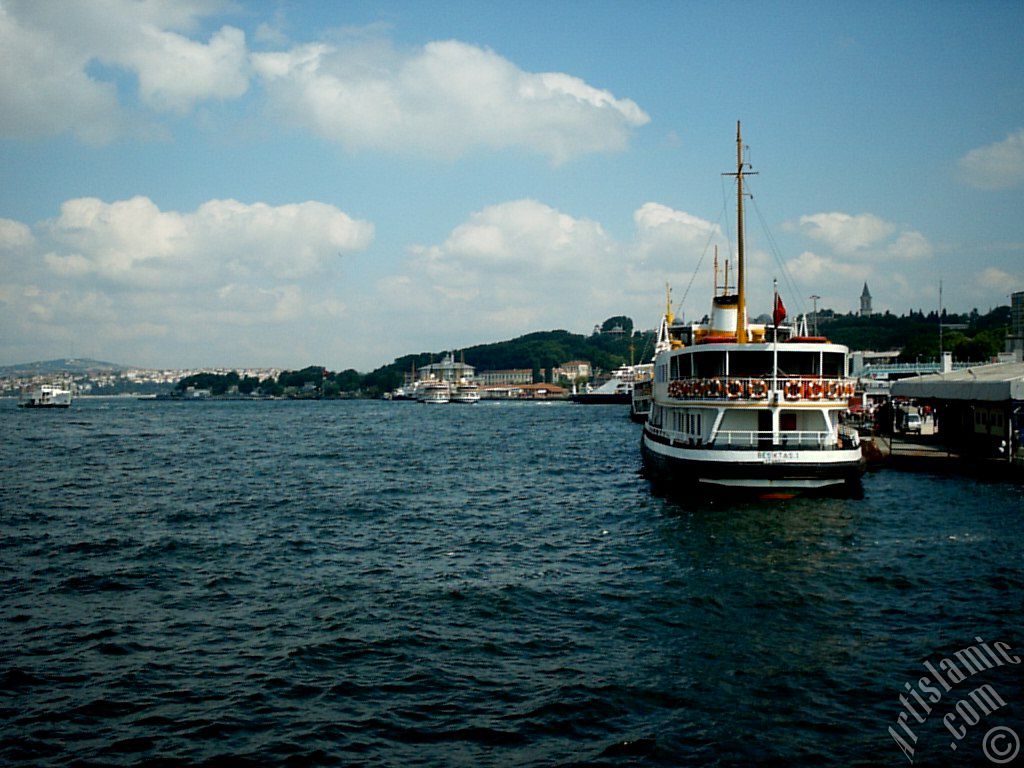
[417,353,474,384]
[552,360,592,382]
[891,361,1024,459]
[640,123,864,494]
[476,369,535,386]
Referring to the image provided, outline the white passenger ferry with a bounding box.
[19,383,73,408]
[641,124,864,495]
[450,380,481,403]
[419,380,451,404]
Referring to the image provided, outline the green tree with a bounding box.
[600,315,634,334]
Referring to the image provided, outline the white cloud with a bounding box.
[779,211,937,312]
[0,218,35,250]
[785,250,870,283]
[1,3,647,160]
[785,212,895,254]
[977,267,1022,292]
[886,230,932,260]
[252,38,649,162]
[0,3,125,143]
[958,129,1024,190]
[0,195,373,365]
[0,0,248,141]
[124,25,250,113]
[42,196,373,285]
[632,203,720,266]
[371,200,728,353]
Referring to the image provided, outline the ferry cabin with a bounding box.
[647,336,856,453]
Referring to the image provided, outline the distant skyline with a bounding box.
[2,1,1022,370]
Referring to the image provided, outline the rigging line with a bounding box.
[676,197,728,317]
[748,187,807,317]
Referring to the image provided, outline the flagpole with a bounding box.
[772,278,779,401]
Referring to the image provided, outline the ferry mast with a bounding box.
[725,121,755,345]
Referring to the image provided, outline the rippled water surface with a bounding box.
[2,398,1022,766]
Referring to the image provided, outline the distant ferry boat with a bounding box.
[641,123,864,495]
[419,380,451,404]
[19,384,73,409]
[630,289,679,423]
[570,364,647,404]
[450,381,481,403]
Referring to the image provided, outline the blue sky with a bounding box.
[1,0,1022,370]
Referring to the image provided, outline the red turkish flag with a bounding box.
[773,292,787,327]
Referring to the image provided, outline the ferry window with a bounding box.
[693,352,726,377]
[777,351,817,376]
[822,353,844,377]
[728,351,772,377]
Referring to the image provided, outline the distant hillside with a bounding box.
[818,306,1010,361]
[0,358,128,376]
[360,325,656,394]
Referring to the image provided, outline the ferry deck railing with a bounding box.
[714,430,835,450]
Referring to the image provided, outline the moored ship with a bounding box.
[641,123,864,495]
[419,380,451,404]
[450,380,481,403]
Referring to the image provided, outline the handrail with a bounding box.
[666,375,854,401]
[714,429,834,449]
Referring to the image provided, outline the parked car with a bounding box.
[902,412,922,434]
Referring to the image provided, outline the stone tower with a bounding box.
[860,282,873,316]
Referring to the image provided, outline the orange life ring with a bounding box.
[805,380,823,400]
[708,378,724,398]
[726,379,743,399]
[749,379,768,399]
[784,380,802,400]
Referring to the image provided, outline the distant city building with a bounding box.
[416,353,474,383]
[860,283,873,316]
[1007,290,1024,358]
[476,369,534,386]
[552,360,592,382]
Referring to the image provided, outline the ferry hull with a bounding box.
[570,393,631,404]
[641,431,865,495]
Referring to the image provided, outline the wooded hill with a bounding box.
[174,306,1011,397]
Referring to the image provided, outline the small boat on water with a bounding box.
[19,384,73,409]
[640,123,864,496]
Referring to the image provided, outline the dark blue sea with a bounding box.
[1,398,1021,767]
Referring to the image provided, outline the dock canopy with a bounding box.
[891,362,1024,402]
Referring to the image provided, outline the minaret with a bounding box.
[860,282,873,316]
